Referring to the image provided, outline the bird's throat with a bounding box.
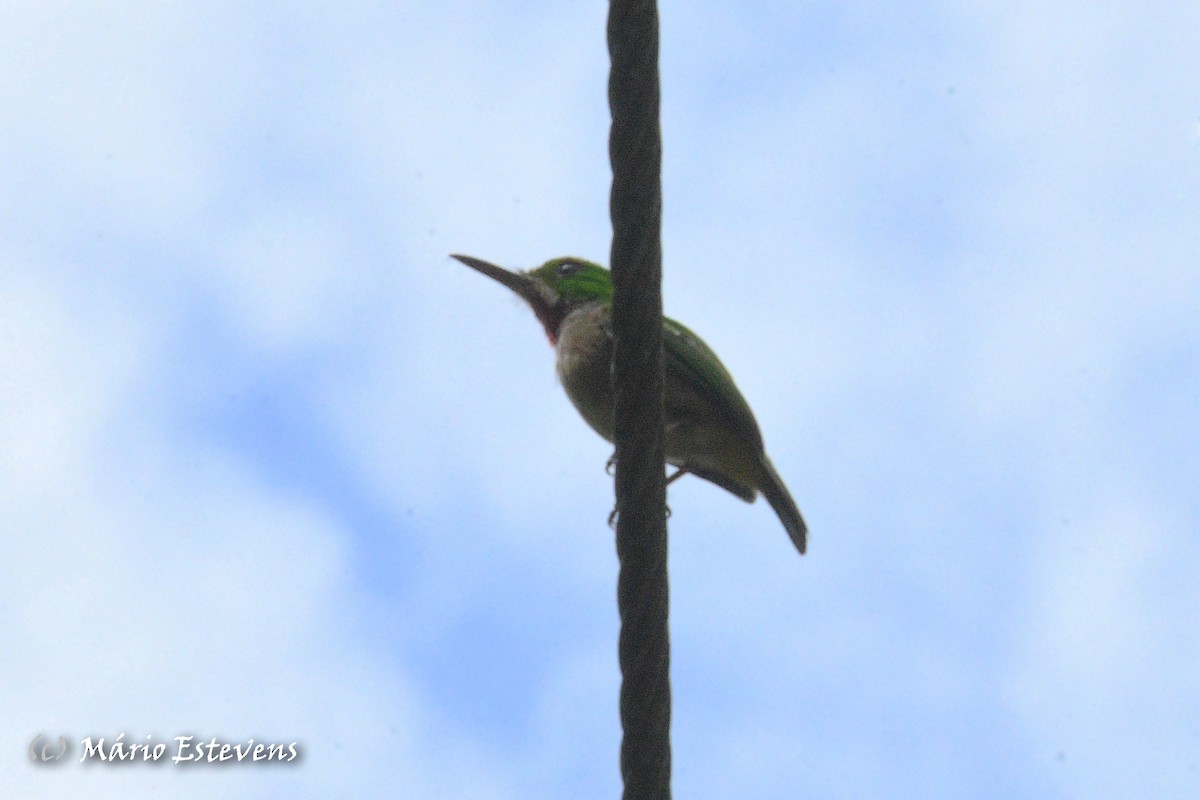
[531,299,569,345]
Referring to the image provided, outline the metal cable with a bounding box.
[608,1,671,797]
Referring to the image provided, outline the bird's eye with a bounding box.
[558,261,582,277]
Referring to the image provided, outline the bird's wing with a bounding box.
[661,315,764,452]
[595,311,763,450]
[600,309,764,451]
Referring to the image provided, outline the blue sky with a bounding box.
[3,2,1199,798]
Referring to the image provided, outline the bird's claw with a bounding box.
[607,464,683,529]
[608,504,671,528]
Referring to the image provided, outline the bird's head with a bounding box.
[451,254,611,344]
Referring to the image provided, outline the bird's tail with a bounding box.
[758,456,808,555]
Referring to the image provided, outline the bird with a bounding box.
[451,254,807,555]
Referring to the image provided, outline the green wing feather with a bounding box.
[598,309,764,451]
[662,316,764,452]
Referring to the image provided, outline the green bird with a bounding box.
[451,254,807,555]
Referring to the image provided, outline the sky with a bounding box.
[3,1,1199,798]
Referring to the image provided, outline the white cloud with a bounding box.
[0,259,499,797]
[1009,490,1200,798]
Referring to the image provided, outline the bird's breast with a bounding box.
[554,304,616,442]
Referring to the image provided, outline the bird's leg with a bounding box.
[608,465,684,528]
[660,466,693,520]
[608,502,672,529]
[607,454,689,527]
[666,466,690,486]
[606,453,618,526]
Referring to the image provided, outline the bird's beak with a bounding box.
[450,254,543,305]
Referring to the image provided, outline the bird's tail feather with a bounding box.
[759,456,807,555]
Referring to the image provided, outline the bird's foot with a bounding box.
[608,504,671,529]
[606,464,684,529]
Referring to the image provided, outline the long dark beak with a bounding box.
[450,254,542,304]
